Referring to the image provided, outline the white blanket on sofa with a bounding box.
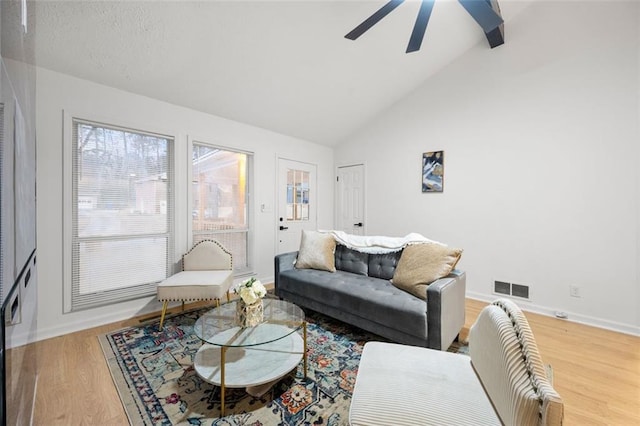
[326,230,443,254]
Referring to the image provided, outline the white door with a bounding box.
[277,158,317,254]
[337,164,365,235]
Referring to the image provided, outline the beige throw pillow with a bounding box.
[392,243,463,300]
[295,230,337,272]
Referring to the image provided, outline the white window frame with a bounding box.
[63,113,175,312]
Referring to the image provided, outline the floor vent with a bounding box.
[494,281,530,300]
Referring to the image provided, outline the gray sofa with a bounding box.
[274,244,466,350]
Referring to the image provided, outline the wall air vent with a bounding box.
[511,283,529,299]
[494,280,510,295]
[493,280,530,300]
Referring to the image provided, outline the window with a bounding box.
[286,168,310,221]
[192,144,250,273]
[69,119,173,311]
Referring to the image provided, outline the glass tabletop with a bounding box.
[193,298,305,348]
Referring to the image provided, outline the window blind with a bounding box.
[70,119,174,311]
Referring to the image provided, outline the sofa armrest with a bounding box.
[274,251,298,294]
[426,269,466,350]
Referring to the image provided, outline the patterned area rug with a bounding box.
[100,306,468,426]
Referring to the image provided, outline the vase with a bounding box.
[236,299,264,327]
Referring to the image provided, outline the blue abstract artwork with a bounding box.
[422,151,444,192]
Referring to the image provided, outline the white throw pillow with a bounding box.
[295,230,337,272]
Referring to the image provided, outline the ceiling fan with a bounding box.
[345,0,505,53]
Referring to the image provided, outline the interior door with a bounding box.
[277,158,317,254]
[337,164,365,235]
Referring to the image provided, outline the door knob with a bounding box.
[354,222,363,227]
[279,226,289,230]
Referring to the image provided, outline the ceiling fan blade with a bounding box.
[458,0,504,33]
[406,0,435,53]
[345,0,405,40]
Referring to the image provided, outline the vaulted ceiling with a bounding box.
[7,1,531,146]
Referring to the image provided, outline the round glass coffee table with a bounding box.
[193,298,307,416]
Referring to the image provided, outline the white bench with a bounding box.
[350,298,563,426]
[157,240,234,330]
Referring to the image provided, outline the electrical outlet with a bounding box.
[569,285,581,298]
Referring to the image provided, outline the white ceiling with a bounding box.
[10,0,531,146]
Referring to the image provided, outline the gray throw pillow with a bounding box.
[335,245,369,276]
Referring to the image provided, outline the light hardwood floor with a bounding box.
[28,298,640,425]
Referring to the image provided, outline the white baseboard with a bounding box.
[34,276,277,345]
[34,300,163,343]
[466,291,640,337]
[4,328,37,349]
[20,287,640,347]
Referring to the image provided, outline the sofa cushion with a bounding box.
[392,243,463,299]
[335,245,369,276]
[295,230,336,272]
[278,269,428,338]
[368,250,402,280]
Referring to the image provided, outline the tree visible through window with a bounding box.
[70,119,173,311]
[192,144,250,272]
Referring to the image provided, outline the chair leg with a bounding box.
[226,290,230,303]
[181,301,185,311]
[159,301,169,331]
[216,298,220,308]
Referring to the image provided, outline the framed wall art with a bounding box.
[422,151,444,193]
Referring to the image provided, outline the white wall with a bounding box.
[335,1,640,334]
[35,66,334,341]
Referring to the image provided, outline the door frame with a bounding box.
[335,162,366,235]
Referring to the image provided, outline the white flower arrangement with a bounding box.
[234,277,267,305]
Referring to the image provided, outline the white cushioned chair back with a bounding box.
[469,299,563,426]
[182,240,233,271]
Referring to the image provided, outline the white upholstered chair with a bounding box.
[349,298,563,426]
[157,240,234,330]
